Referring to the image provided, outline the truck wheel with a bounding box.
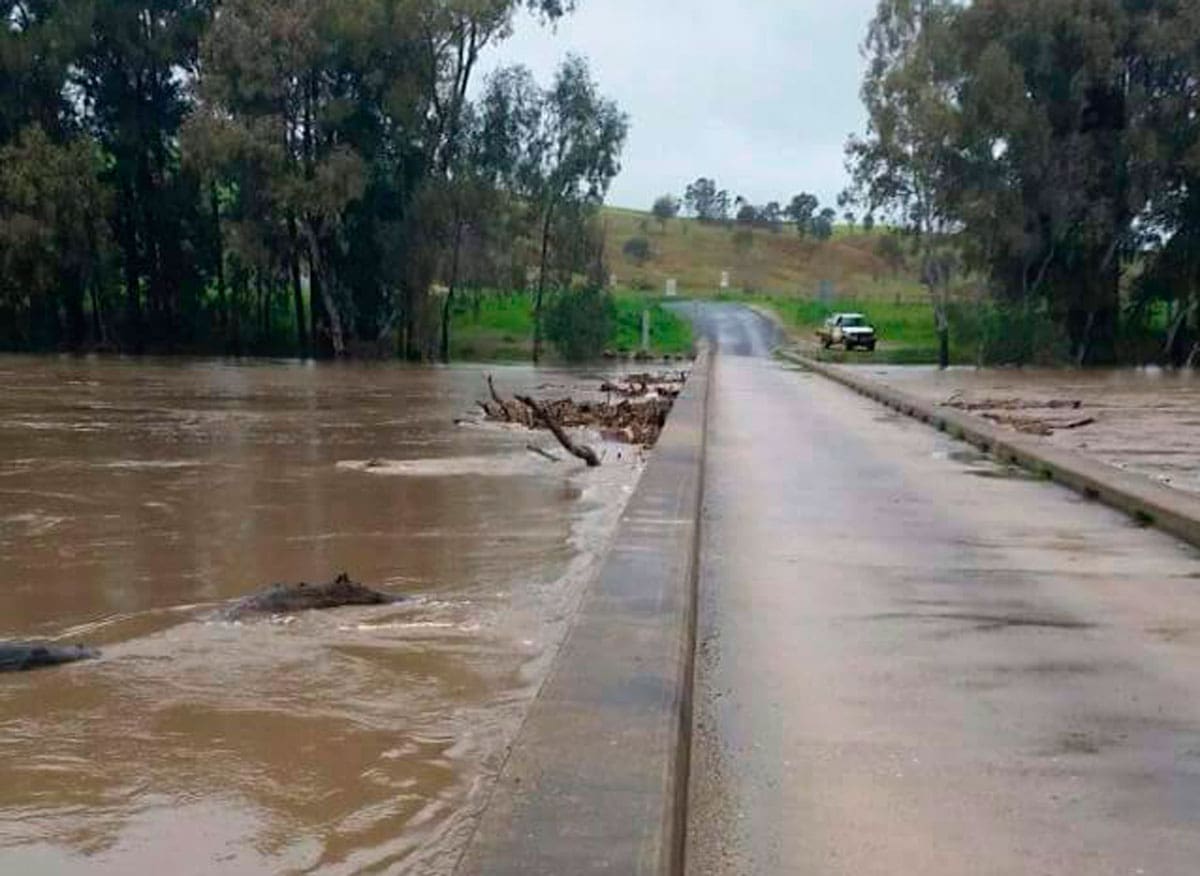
[866,342,877,352]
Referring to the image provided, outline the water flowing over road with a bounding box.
[686,304,1200,875]
[0,357,642,874]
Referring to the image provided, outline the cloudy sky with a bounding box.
[478,0,880,213]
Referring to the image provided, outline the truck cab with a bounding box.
[818,312,877,352]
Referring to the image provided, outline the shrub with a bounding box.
[622,236,653,265]
[544,286,616,362]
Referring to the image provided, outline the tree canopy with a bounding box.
[848,0,1200,366]
[0,0,624,360]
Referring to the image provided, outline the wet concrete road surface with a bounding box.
[685,304,1200,875]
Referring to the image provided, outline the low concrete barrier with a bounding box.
[456,346,712,876]
[782,350,1200,550]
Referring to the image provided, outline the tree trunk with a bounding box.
[288,216,308,357]
[441,220,464,363]
[89,276,106,347]
[255,271,267,346]
[533,206,554,364]
[516,394,601,468]
[210,183,227,341]
[302,222,346,357]
[230,263,244,356]
[119,184,143,353]
[64,273,86,351]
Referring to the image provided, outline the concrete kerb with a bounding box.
[455,343,713,876]
[780,349,1200,551]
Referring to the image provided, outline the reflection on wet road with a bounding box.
[0,357,642,873]
[668,301,783,358]
[685,304,1200,875]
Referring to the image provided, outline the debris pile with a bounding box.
[944,395,1096,436]
[600,372,688,400]
[479,371,689,466]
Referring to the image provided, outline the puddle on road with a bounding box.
[932,444,1039,482]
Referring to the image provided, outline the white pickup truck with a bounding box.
[817,313,877,352]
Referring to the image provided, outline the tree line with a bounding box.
[848,0,1200,367]
[651,181,862,241]
[0,0,626,360]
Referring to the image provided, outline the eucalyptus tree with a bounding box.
[784,193,819,237]
[77,0,214,352]
[482,57,626,362]
[652,194,681,229]
[684,178,730,223]
[0,126,110,350]
[847,0,964,368]
[0,1,110,350]
[851,0,1200,365]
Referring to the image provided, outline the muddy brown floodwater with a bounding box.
[862,365,1200,496]
[0,355,647,874]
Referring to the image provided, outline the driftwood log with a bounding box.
[223,573,402,620]
[516,394,602,467]
[0,643,99,673]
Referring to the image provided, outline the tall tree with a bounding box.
[79,0,214,352]
[847,0,963,368]
[0,126,110,350]
[684,177,730,223]
[785,193,819,237]
[486,57,626,363]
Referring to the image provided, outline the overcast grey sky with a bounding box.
[478,0,879,213]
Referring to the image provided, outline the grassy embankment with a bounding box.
[450,290,694,362]
[603,206,952,364]
[748,295,949,364]
[450,206,970,364]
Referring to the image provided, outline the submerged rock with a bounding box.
[223,573,403,620]
[0,643,99,673]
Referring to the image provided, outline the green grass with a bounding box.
[447,289,694,362]
[449,292,536,362]
[747,294,952,365]
[612,293,694,356]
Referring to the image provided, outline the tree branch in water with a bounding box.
[516,394,602,467]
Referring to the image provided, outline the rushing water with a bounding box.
[0,355,645,874]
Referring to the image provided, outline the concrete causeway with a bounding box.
[456,346,712,875]
[687,303,1200,875]
[460,302,1200,875]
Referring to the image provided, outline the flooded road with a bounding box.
[866,365,1200,496]
[0,356,644,874]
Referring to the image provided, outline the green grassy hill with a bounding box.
[599,207,963,364]
[602,207,925,302]
[447,208,939,364]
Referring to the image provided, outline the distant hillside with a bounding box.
[602,207,925,301]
